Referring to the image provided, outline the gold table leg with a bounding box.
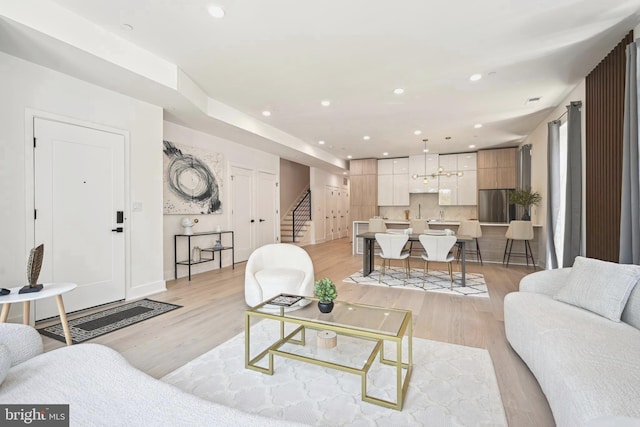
[55,295,73,346]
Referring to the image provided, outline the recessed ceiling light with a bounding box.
[347,155,353,159]
[474,123,483,129]
[262,110,271,117]
[318,140,325,145]
[469,144,476,148]
[343,171,347,175]
[382,152,389,156]
[321,100,331,107]
[207,5,225,18]
[469,74,482,82]
[414,130,422,135]
[423,148,429,153]
[121,23,134,31]
[393,88,404,95]
[363,135,370,140]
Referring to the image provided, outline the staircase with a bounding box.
[281,189,311,244]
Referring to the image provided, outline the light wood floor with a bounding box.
[41,238,554,426]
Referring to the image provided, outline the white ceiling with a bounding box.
[3,0,640,170]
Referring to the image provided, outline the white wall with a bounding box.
[162,121,279,279]
[0,51,165,307]
[522,80,587,267]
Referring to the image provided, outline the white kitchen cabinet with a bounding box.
[457,170,477,205]
[438,152,477,206]
[409,154,439,193]
[378,158,409,206]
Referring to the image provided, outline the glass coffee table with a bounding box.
[245,295,412,410]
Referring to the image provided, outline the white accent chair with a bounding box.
[245,244,314,311]
[374,233,410,283]
[418,234,457,289]
[503,220,535,268]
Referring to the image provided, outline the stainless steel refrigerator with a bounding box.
[478,189,516,223]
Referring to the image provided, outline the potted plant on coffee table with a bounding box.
[314,277,337,313]
[509,188,542,221]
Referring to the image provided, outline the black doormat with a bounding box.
[38,299,182,344]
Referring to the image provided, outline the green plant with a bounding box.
[314,277,337,303]
[509,188,542,208]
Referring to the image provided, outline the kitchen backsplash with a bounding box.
[378,193,477,221]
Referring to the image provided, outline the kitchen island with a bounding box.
[352,220,542,266]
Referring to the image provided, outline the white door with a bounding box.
[231,166,253,262]
[340,189,349,238]
[34,118,125,320]
[255,172,278,248]
[324,187,334,241]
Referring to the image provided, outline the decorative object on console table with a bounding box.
[20,244,44,294]
[509,188,541,221]
[314,277,337,313]
[181,217,198,235]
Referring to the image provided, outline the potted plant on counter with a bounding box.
[509,188,542,221]
[314,277,337,313]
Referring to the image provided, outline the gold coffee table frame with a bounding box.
[245,295,413,410]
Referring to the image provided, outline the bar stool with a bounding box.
[456,220,483,265]
[503,221,535,269]
[368,218,386,254]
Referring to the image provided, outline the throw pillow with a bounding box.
[0,344,11,385]
[554,256,640,321]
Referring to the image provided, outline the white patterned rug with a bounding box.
[162,320,507,426]
[343,267,489,297]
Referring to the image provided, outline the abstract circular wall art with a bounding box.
[163,140,224,214]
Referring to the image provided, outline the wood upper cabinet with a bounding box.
[349,159,378,221]
[477,148,516,189]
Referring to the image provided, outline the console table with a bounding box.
[174,231,234,280]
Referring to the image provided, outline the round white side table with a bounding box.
[0,282,77,345]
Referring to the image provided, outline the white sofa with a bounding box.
[0,323,302,426]
[504,259,640,427]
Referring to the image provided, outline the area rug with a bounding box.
[343,267,489,297]
[38,298,181,344]
[162,320,507,426]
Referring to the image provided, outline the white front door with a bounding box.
[34,118,125,320]
[231,166,254,262]
[256,171,278,248]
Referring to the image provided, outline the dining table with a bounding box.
[356,232,473,287]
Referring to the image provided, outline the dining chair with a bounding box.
[455,220,483,265]
[503,220,535,269]
[418,234,457,289]
[408,218,429,259]
[374,233,410,283]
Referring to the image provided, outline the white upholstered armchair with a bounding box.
[244,244,315,311]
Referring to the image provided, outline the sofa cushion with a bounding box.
[504,292,640,426]
[554,256,640,321]
[622,285,640,331]
[0,344,10,385]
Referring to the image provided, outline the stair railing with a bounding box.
[292,189,311,242]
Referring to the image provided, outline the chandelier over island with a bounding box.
[412,139,464,184]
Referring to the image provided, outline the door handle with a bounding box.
[111,227,123,233]
[259,219,265,222]
[251,219,255,223]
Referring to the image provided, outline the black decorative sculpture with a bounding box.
[19,244,44,294]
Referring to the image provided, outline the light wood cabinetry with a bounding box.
[477,148,517,189]
[349,159,378,221]
[377,158,409,206]
[438,153,477,205]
